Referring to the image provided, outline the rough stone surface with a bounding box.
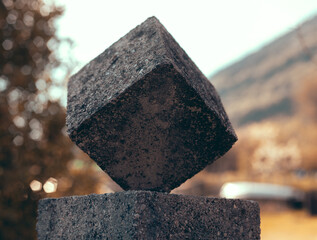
[37,191,260,240]
[66,16,237,192]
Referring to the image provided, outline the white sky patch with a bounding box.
[0,76,9,91]
[48,85,63,101]
[56,0,317,77]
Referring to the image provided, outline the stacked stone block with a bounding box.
[37,17,260,239]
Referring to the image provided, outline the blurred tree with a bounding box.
[296,76,317,122]
[0,1,105,239]
[294,75,317,170]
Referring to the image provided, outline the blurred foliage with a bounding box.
[200,71,317,196]
[231,72,317,176]
[295,75,317,122]
[0,1,104,239]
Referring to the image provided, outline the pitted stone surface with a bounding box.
[66,16,237,192]
[37,191,260,240]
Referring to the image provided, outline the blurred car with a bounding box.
[220,181,317,215]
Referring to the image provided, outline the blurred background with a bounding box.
[1,0,317,239]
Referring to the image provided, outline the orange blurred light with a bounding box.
[43,177,58,193]
[30,180,42,191]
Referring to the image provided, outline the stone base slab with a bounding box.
[37,191,260,239]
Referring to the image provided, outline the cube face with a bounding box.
[66,17,171,134]
[70,63,236,192]
[37,191,261,240]
[67,17,237,192]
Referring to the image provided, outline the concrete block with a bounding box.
[66,17,237,192]
[37,191,260,240]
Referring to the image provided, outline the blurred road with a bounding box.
[261,210,317,240]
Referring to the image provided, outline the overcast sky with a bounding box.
[56,0,317,77]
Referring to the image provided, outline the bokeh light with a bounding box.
[43,177,58,193]
[29,180,42,191]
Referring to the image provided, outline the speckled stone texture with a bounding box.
[66,16,237,192]
[37,191,260,240]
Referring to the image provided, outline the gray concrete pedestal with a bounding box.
[37,191,260,239]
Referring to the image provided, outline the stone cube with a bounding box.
[66,17,237,192]
[37,191,260,240]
